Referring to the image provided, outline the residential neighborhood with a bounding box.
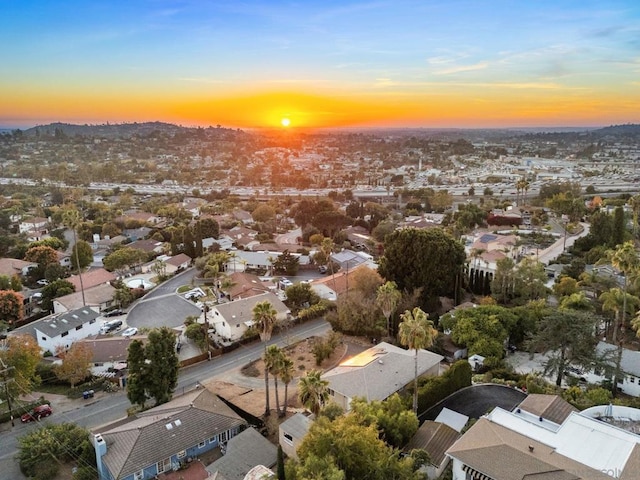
[0,123,640,480]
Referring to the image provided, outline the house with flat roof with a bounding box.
[210,292,290,342]
[323,342,443,411]
[93,387,247,480]
[446,395,640,480]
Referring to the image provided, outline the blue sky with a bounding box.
[1,0,639,127]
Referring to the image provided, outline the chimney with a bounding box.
[93,434,107,478]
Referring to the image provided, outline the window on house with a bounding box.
[41,337,46,341]
[198,441,206,448]
[220,431,227,442]
[631,377,636,383]
[134,470,144,480]
[157,458,171,474]
[177,450,186,459]
[209,436,217,443]
[75,325,83,331]
[283,433,293,445]
[61,331,68,337]
[328,388,335,396]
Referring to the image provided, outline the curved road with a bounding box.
[126,268,202,329]
[420,383,527,422]
[0,318,332,479]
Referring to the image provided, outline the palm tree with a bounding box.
[599,288,640,343]
[298,370,329,416]
[252,300,278,416]
[629,195,640,239]
[62,208,86,306]
[375,281,401,338]
[320,237,337,293]
[279,356,294,417]
[608,241,640,394]
[264,345,284,418]
[398,307,438,414]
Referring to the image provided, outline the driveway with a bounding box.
[420,384,527,422]
[126,268,202,329]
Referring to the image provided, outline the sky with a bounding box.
[1,0,639,129]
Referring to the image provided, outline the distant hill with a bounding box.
[592,124,640,136]
[22,121,231,138]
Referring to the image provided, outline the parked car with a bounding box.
[121,327,138,337]
[36,279,49,286]
[104,309,123,317]
[100,319,123,334]
[21,404,52,423]
[318,265,328,274]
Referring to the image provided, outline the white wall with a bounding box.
[35,320,102,353]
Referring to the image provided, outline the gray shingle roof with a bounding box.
[33,307,99,339]
[212,292,289,323]
[98,388,246,479]
[280,412,313,439]
[404,421,460,466]
[323,342,443,402]
[206,427,277,480]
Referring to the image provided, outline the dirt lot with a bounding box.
[205,336,371,419]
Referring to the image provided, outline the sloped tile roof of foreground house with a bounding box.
[95,388,246,480]
[323,342,443,408]
[206,427,277,480]
[447,403,640,480]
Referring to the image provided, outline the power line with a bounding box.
[0,358,16,427]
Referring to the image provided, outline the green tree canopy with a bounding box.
[126,327,179,407]
[440,304,518,363]
[18,423,97,480]
[293,414,421,480]
[70,240,93,269]
[102,247,148,273]
[528,309,599,386]
[378,227,466,311]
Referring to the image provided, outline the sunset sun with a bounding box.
[281,117,291,127]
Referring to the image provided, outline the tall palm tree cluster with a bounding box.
[253,299,331,418]
[263,345,295,418]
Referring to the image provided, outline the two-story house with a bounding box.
[10,307,102,354]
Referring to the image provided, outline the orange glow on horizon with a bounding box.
[1,83,638,129]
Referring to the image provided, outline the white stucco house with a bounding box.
[11,307,102,354]
[209,292,290,342]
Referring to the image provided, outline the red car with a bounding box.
[21,404,52,423]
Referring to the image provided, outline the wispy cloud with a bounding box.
[432,62,489,75]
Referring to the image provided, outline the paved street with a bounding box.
[0,318,332,479]
[126,268,201,329]
[420,384,527,421]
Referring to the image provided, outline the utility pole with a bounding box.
[0,359,16,427]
